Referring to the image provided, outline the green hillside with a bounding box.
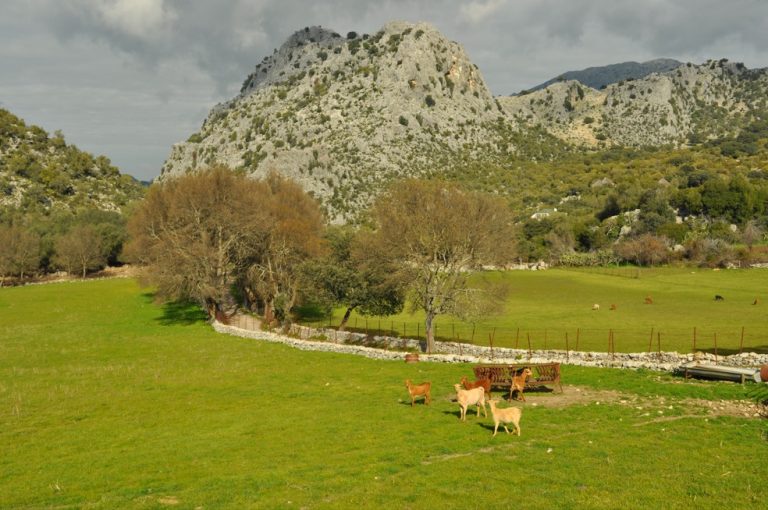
[0,108,144,215]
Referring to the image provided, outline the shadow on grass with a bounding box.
[697,346,768,355]
[142,292,208,326]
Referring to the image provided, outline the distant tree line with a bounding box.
[0,208,126,285]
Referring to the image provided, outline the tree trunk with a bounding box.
[264,299,275,325]
[425,312,436,354]
[338,306,356,331]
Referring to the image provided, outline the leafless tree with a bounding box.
[360,179,516,353]
[53,225,106,278]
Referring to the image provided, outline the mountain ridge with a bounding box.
[160,21,768,221]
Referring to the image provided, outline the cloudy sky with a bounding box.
[2,0,768,181]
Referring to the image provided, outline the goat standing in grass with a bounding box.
[454,384,487,421]
[510,367,532,402]
[405,379,431,406]
[460,376,491,398]
[488,398,522,437]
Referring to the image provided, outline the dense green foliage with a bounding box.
[1,278,766,508]
[438,126,768,264]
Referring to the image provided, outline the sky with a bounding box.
[2,0,768,182]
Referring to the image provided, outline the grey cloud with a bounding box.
[4,0,768,181]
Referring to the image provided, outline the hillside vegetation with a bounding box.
[0,108,143,214]
[0,108,145,281]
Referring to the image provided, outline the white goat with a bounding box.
[488,398,522,437]
[454,384,487,421]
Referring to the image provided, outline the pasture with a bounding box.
[309,267,768,354]
[1,278,767,509]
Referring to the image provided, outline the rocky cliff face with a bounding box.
[525,58,683,93]
[162,21,768,221]
[161,21,564,221]
[500,59,768,147]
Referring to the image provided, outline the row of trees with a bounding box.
[127,167,517,352]
[0,221,113,284]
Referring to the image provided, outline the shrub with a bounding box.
[398,116,409,127]
[425,95,436,107]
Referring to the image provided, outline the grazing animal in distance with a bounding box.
[644,296,653,305]
[714,295,724,301]
[460,376,491,398]
[510,367,533,402]
[404,379,431,407]
[592,303,600,311]
[488,398,522,437]
[609,303,617,311]
[454,384,487,421]
[753,298,759,305]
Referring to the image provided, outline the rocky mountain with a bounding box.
[500,59,768,148]
[161,21,768,221]
[0,108,144,214]
[524,58,682,93]
[161,21,566,221]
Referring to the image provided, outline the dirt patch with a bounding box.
[498,385,766,420]
[519,385,624,408]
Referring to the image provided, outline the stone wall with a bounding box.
[213,321,768,372]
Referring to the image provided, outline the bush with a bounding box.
[398,116,409,127]
[425,95,436,107]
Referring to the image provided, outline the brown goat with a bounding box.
[460,375,491,397]
[509,367,533,402]
[644,296,653,305]
[404,379,431,407]
[609,303,617,311]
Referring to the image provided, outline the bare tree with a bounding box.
[241,172,325,325]
[126,167,324,322]
[742,220,764,252]
[53,225,106,278]
[614,234,670,266]
[126,166,269,318]
[361,179,516,353]
[0,224,41,283]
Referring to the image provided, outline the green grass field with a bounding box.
[303,267,768,354]
[1,278,767,508]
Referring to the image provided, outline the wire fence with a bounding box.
[297,315,768,355]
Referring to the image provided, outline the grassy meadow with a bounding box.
[306,267,768,354]
[1,278,767,508]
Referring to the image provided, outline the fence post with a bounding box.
[515,327,520,349]
[489,332,494,360]
[527,333,532,358]
[648,327,655,353]
[657,332,661,359]
[417,322,420,340]
[565,332,570,362]
[471,324,476,343]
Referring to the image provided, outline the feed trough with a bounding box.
[680,362,761,383]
